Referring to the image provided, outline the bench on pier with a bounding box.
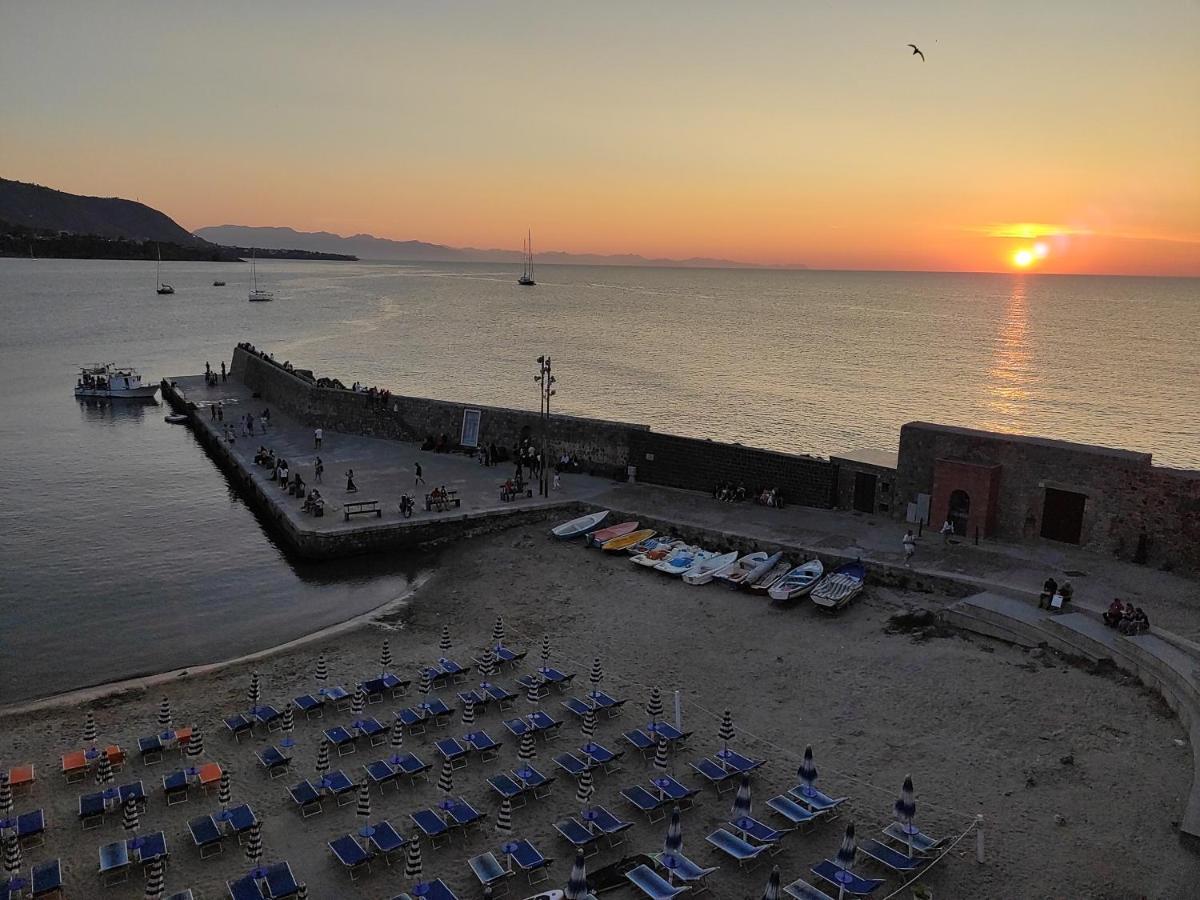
[425,490,461,513]
[344,500,382,521]
[500,481,534,502]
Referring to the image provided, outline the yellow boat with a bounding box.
[601,528,656,553]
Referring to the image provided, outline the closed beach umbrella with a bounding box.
[281,706,295,747]
[144,857,165,899]
[496,796,513,834]
[122,794,141,835]
[653,735,670,774]
[762,865,781,900]
[0,773,12,817]
[356,782,371,846]
[404,834,423,879]
[492,616,505,647]
[418,667,431,698]
[718,708,735,754]
[157,697,172,732]
[389,720,405,761]
[835,823,857,889]
[186,724,204,760]
[315,654,328,684]
[581,708,597,743]
[315,739,330,777]
[380,639,393,674]
[576,766,594,808]
[351,687,366,718]
[95,753,114,786]
[83,711,98,746]
[894,775,917,855]
[245,819,263,867]
[798,745,818,794]
[539,634,550,669]
[589,657,603,694]
[518,730,537,763]
[478,648,496,682]
[248,672,262,712]
[437,756,454,801]
[218,769,231,810]
[664,805,683,856]
[462,698,476,728]
[526,674,542,708]
[565,849,589,900]
[646,686,663,727]
[439,625,452,655]
[3,832,21,879]
[732,773,752,821]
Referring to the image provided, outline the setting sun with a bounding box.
[1013,249,1035,268]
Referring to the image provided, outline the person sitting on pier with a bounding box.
[735,483,747,502]
[1119,605,1149,635]
[346,469,358,493]
[302,489,322,514]
[291,473,304,496]
[1103,598,1125,628]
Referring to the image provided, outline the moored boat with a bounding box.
[768,559,825,602]
[682,550,740,585]
[715,551,782,588]
[74,364,159,399]
[550,510,609,540]
[213,280,226,286]
[810,560,866,612]
[586,520,638,548]
[748,557,792,594]
[601,528,656,553]
[631,540,686,567]
[627,534,676,556]
[654,546,713,576]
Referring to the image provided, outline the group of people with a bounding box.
[203,360,227,386]
[475,443,504,467]
[1038,577,1074,610]
[514,439,543,480]
[350,382,392,406]
[713,482,748,503]
[1103,599,1150,635]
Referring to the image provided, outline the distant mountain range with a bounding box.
[196,225,788,269]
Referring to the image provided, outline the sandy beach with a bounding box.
[3,523,1197,899]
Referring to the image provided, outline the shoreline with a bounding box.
[0,571,435,720]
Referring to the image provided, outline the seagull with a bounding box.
[908,43,925,61]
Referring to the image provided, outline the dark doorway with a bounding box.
[948,489,971,535]
[1041,488,1086,544]
[853,472,877,513]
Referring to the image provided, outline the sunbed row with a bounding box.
[227,861,302,899]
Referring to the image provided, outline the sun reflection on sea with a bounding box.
[983,277,1033,430]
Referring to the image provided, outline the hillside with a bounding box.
[0,178,201,244]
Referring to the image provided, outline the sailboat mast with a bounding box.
[528,229,533,279]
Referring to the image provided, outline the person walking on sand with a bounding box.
[314,457,324,483]
[414,462,425,487]
[903,529,917,566]
[940,519,954,544]
[346,469,357,493]
[314,427,323,450]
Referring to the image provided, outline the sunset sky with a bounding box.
[2,1,1198,274]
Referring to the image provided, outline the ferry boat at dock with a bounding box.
[74,364,159,399]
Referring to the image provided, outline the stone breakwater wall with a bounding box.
[232,345,840,509]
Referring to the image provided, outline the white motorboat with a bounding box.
[769,560,825,601]
[682,550,740,585]
[74,364,159,399]
[714,551,782,588]
[550,510,608,540]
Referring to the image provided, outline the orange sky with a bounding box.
[2,2,1198,275]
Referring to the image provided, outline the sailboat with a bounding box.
[155,245,175,295]
[518,230,536,286]
[248,248,274,302]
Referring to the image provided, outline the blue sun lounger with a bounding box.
[789,785,848,814]
[411,808,453,848]
[289,779,323,818]
[529,710,564,738]
[783,877,835,900]
[437,657,472,684]
[16,808,45,846]
[263,861,301,898]
[329,833,374,880]
[730,815,791,854]
[133,831,168,864]
[394,752,432,783]
[420,698,455,727]
[321,685,351,709]
[456,689,489,711]
[355,716,389,746]
[322,770,356,804]
[625,863,690,898]
[435,737,469,769]
[705,828,766,869]
[715,748,764,773]
[30,859,63,898]
[138,734,164,765]
[481,682,518,709]
[515,764,555,799]
[409,879,458,900]
[369,820,408,864]
[587,690,627,715]
[492,644,527,666]
[396,707,429,734]
[257,745,292,778]
[622,728,659,756]
[163,769,190,805]
[648,722,691,744]
[881,822,946,854]
[503,838,553,884]
[253,705,283,730]
[464,730,502,760]
[223,714,253,742]
[518,674,548,703]
[488,773,528,806]
[621,784,670,822]
[365,759,400,791]
[503,716,532,737]
[98,839,130,885]
[469,851,511,889]
[292,693,325,719]
[446,797,486,831]
[579,741,623,773]
[690,758,737,793]
[225,803,257,840]
[226,875,262,900]
[655,775,700,808]
[859,838,929,873]
[189,814,224,858]
[419,666,451,690]
[810,860,885,896]
[553,752,592,777]
[767,795,821,827]
[562,696,598,718]
[324,725,358,756]
[554,817,603,856]
[587,805,633,846]
[360,673,410,702]
[653,851,718,890]
[536,667,575,691]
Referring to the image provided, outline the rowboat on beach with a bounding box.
[768,559,825,602]
[550,510,609,540]
[627,534,676,556]
[810,560,866,612]
[601,528,656,553]
[586,521,638,547]
[715,550,783,588]
[630,541,687,567]
[653,546,713,576]
[748,557,792,594]
[682,550,740,585]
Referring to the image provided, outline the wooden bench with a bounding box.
[344,499,381,521]
[425,490,461,513]
[500,483,534,502]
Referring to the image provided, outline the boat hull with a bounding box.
[768,560,826,602]
[749,559,792,594]
[586,521,638,547]
[810,562,866,612]
[550,510,609,540]
[601,529,656,553]
[75,385,159,399]
[682,551,740,585]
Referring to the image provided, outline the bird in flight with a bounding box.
[908,43,925,61]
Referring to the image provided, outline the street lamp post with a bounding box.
[535,355,556,497]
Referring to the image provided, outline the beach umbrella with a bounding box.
[83,711,98,746]
[157,696,172,732]
[732,774,752,821]
[439,625,452,655]
[518,730,537,763]
[762,865,781,900]
[718,708,735,754]
[491,616,505,647]
[315,654,328,684]
[589,657,603,694]
[437,756,454,802]
[281,706,295,748]
[296,885,307,900]
[351,686,366,718]
[380,639,393,674]
[122,794,141,835]
[0,772,12,817]
[646,686,663,727]
[144,857,165,899]
[834,823,857,899]
[565,849,589,900]
[356,782,371,847]
[526,674,542,708]
[478,648,495,682]
[496,796,512,834]
[389,720,405,762]
[218,769,231,810]
[3,833,21,879]
[653,735,670,774]
[575,767,594,808]
[664,805,683,856]
[581,708,597,742]
[186,724,204,760]
[894,775,917,856]
[462,698,476,728]
[95,753,114,786]
[315,739,330,777]
[798,745,818,794]
[245,819,263,867]
[403,834,423,880]
[418,667,431,698]
[248,672,262,712]
[539,634,551,668]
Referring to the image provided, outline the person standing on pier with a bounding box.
[414,462,425,487]
[314,457,323,483]
[220,361,227,382]
[216,402,223,422]
[314,427,323,449]
[346,469,357,492]
[903,529,917,566]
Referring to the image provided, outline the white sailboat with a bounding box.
[248,247,274,302]
[518,230,536,286]
[155,245,174,295]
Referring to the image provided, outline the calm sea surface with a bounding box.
[1,259,1196,702]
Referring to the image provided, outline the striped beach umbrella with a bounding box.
[83,711,98,746]
[315,738,330,777]
[245,819,263,867]
[418,667,431,698]
[437,756,454,801]
[539,634,551,668]
[315,654,328,684]
[526,674,542,708]
[478,648,496,682]
[95,752,114,786]
[403,834,423,879]
[798,745,818,795]
[664,805,683,856]
[296,885,307,900]
[575,766,594,808]
[144,857,165,899]
[565,849,589,900]
[389,719,405,762]
[462,698,476,728]
[186,724,204,760]
[496,796,512,834]
[281,706,295,747]
[646,686,663,727]
[351,686,366,718]
[157,696,172,731]
[439,625,452,655]
[3,832,21,879]
[894,775,917,856]
[653,735,670,774]
[0,772,12,817]
[762,865,781,900]
[518,730,537,763]
[835,823,857,888]
[122,794,141,835]
[381,639,393,674]
[732,774,752,821]
[356,782,371,846]
[718,708,735,754]
[491,616,505,647]
[589,657,603,694]
[248,672,262,712]
[218,769,231,810]
[581,708,597,743]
